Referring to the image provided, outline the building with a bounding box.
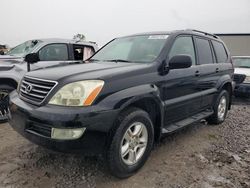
[216,34,250,56]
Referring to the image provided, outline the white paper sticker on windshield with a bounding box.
[148,35,168,39]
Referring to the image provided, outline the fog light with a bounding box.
[51,128,86,140]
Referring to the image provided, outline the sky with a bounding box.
[1,0,250,47]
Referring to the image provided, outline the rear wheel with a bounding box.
[107,107,154,178]
[207,90,229,125]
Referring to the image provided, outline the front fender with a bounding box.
[99,84,164,112]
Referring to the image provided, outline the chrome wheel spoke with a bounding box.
[133,124,143,137]
[122,144,130,158]
[136,142,147,150]
[128,149,136,163]
[124,129,133,141]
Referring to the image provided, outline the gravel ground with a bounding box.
[0,97,249,188]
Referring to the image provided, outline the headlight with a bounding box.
[49,80,104,106]
[244,76,250,84]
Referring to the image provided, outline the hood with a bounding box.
[0,55,23,60]
[26,61,149,82]
[234,68,250,77]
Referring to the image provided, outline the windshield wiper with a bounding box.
[88,59,101,62]
[106,59,131,63]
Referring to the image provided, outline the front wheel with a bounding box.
[107,107,154,178]
[207,90,229,125]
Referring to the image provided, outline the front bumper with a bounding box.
[234,83,250,98]
[9,92,119,155]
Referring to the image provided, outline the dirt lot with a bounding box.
[0,98,249,188]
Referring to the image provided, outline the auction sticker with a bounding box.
[148,35,168,39]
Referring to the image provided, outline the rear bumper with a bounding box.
[9,92,120,155]
[234,83,250,98]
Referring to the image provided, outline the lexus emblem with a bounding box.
[25,84,33,93]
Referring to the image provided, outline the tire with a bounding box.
[107,107,154,178]
[0,85,14,123]
[207,90,229,125]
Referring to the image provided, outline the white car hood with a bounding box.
[234,68,250,77]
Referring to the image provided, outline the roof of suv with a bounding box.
[124,29,221,41]
[34,38,97,46]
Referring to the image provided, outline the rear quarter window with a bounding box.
[212,41,228,63]
[195,38,213,65]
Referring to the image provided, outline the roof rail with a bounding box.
[186,29,218,39]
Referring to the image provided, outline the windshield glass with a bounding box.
[233,58,250,68]
[7,40,41,57]
[91,35,168,63]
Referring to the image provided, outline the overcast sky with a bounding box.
[1,0,250,47]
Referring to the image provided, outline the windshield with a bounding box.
[233,58,250,68]
[91,35,168,63]
[7,40,41,57]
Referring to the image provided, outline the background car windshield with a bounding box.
[233,58,250,68]
[7,40,41,57]
[91,35,168,63]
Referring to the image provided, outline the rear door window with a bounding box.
[212,41,228,63]
[168,36,196,65]
[73,45,95,61]
[195,38,213,65]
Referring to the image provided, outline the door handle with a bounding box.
[216,68,219,73]
[195,70,200,77]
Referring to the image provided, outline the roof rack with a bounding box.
[186,29,218,39]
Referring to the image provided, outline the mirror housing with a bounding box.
[24,53,39,64]
[168,55,192,69]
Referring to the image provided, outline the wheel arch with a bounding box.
[0,78,18,91]
[219,81,233,110]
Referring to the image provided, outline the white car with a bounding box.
[233,56,250,97]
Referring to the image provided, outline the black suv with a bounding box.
[9,30,234,178]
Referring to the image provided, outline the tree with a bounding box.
[73,34,86,41]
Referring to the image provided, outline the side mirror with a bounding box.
[168,55,192,69]
[24,53,39,64]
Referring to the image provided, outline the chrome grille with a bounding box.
[20,76,57,105]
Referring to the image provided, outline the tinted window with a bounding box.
[195,38,213,64]
[212,41,228,63]
[169,36,196,65]
[39,44,68,61]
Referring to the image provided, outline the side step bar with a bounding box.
[162,109,214,134]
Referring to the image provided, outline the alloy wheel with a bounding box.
[120,122,148,165]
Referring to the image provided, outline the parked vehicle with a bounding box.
[232,56,250,97]
[9,30,234,178]
[0,39,98,122]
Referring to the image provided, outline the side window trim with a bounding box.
[73,44,95,61]
[191,35,198,65]
[38,43,69,61]
[211,40,228,63]
[168,34,197,65]
[194,36,214,65]
[209,40,217,64]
